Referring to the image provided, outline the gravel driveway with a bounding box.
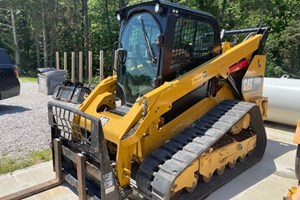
[0,82,78,158]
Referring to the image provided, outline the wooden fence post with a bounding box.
[79,51,83,83]
[88,51,92,85]
[71,52,75,82]
[56,52,60,69]
[99,50,104,81]
[63,52,67,72]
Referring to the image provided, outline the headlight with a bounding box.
[116,14,121,21]
[154,3,163,13]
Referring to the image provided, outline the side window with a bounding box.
[171,18,214,70]
[0,50,13,65]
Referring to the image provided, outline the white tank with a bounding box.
[263,77,300,126]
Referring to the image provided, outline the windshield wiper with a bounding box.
[140,19,157,63]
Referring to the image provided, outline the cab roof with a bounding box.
[116,0,216,20]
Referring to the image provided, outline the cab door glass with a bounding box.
[119,13,160,105]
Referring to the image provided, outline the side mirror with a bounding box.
[155,34,164,47]
[118,48,127,66]
[152,76,162,87]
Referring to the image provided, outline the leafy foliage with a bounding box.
[0,0,299,78]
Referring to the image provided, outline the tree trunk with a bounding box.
[41,0,48,68]
[104,0,113,46]
[49,0,59,68]
[10,7,20,66]
[35,33,41,69]
[49,44,54,68]
[82,0,89,79]
[74,0,79,81]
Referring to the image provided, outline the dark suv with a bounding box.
[0,48,20,100]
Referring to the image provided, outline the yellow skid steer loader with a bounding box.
[1,1,269,199]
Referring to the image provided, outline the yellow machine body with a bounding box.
[78,34,268,187]
[294,120,300,144]
[285,119,300,200]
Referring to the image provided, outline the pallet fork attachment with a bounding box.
[0,102,122,200]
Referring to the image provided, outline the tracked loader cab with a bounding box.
[116,1,222,106]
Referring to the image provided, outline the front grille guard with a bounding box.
[48,102,100,163]
[48,101,121,200]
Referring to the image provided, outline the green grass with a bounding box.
[19,76,37,83]
[0,149,52,175]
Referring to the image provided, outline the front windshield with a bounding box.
[118,13,160,105]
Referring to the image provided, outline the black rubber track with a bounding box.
[136,100,267,200]
[295,144,300,181]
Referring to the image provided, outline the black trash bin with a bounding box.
[37,68,67,95]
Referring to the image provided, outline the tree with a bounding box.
[0,0,299,78]
[10,7,20,65]
[277,21,300,77]
[89,0,120,76]
[0,1,20,65]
